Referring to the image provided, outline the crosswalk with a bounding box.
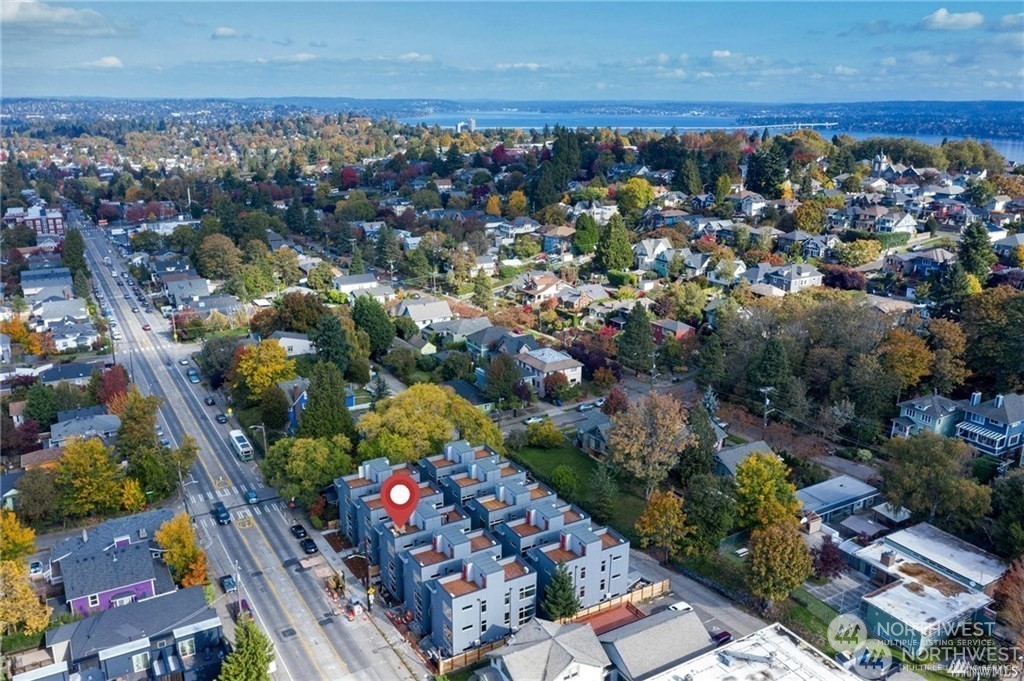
[190,483,291,529]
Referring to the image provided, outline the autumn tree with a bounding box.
[220,615,276,681]
[616,177,655,224]
[793,200,826,234]
[879,328,934,394]
[14,469,58,524]
[352,295,395,358]
[811,535,847,579]
[541,563,580,620]
[925,318,969,394]
[607,393,694,499]
[506,190,528,218]
[996,558,1024,659]
[884,433,991,526]
[595,214,633,271]
[232,340,296,401]
[617,302,654,375]
[265,435,354,508]
[960,286,1024,392]
[196,234,243,279]
[307,262,336,295]
[96,365,130,406]
[0,510,35,561]
[156,512,209,587]
[635,489,690,562]
[746,522,813,607]
[0,561,51,635]
[834,239,881,267]
[600,385,629,416]
[298,361,356,441]
[485,194,501,216]
[55,437,121,517]
[734,452,801,530]
[358,384,503,463]
[121,478,147,513]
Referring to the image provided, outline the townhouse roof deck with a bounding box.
[442,578,481,596]
[482,498,510,511]
[500,463,519,477]
[414,548,450,567]
[530,486,551,500]
[503,560,528,580]
[601,531,625,549]
[470,535,493,552]
[512,522,542,537]
[544,545,579,564]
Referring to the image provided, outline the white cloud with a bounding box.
[711,50,732,58]
[656,68,687,79]
[880,57,897,67]
[919,8,983,30]
[397,52,432,63]
[696,71,715,79]
[656,53,670,64]
[212,26,238,39]
[1,0,115,36]
[833,65,859,76]
[270,53,316,63]
[994,13,1023,31]
[83,56,123,69]
[496,62,541,71]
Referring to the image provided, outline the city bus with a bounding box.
[228,429,254,462]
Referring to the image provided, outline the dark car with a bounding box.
[235,598,252,621]
[290,524,308,539]
[212,501,231,525]
[300,538,318,554]
[220,574,237,593]
[712,630,733,646]
[204,396,216,405]
[215,413,228,424]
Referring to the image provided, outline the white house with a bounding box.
[395,297,454,329]
[268,331,315,357]
[632,238,673,271]
[333,273,379,295]
[875,211,918,235]
[515,347,583,396]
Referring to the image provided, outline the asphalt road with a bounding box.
[78,220,425,681]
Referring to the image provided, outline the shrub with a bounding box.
[309,515,325,531]
[607,270,638,288]
[550,465,579,499]
[505,429,529,451]
[527,420,564,448]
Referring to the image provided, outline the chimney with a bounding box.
[994,394,1004,409]
[881,550,896,568]
[970,392,982,406]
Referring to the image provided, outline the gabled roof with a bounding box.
[51,508,175,563]
[714,440,775,477]
[600,609,713,680]
[398,298,453,323]
[62,541,157,601]
[489,619,611,681]
[40,362,98,383]
[897,394,960,418]
[962,393,1024,425]
[517,347,582,373]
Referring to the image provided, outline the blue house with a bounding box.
[890,394,962,438]
[955,392,1024,460]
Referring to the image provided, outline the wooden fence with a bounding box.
[436,637,509,676]
[556,578,670,624]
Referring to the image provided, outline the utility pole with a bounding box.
[650,354,659,394]
[759,386,775,435]
[386,258,396,284]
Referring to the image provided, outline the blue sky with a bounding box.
[2,1,1022,101]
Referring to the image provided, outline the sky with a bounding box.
[2,1,1022,102]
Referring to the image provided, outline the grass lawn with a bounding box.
[513,442,646,540]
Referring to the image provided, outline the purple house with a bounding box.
[64,542,167,616]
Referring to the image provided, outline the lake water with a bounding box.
[397,111,1024,163]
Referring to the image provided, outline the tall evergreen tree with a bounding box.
[587,465,618,525]
[61,228,89,278]
[352,295,395,358]
[958,221,998,280]
[931,262,974,319]
[219,616,275,681]
[747,337,792,393]
[347,246,365,275]
[677,404,716,481]
[572,214,599,254]
[617,303,654,375]
[472,269,493,310]
[595,215,633,272]
[677,157,703,195]
[310,313,349,375]
[541,563,580,620]
[374,225,401,270]
[299,361,356,441]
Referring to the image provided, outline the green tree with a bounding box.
[884,433,991,525]
[310,313,349,375]
[958,221,998,280]
[219,615,276,681]
[678,157,703,195]
[635,489,690,562]
[352,296,395,358]
[265,435,354,508]
[696,333,726,389]
[259,386,290,431]
[347,246,365,275]
[682,474,736,556]
[55,437,121,517]
[200,336,242,390]
[595,214,633,272]
[549,465,579,499]
[472,269,493,310]
[960,286,1024,392]
[13,468,58,524]
[72,269,90,299]
[572,214,599,254]
[713,174,732,204]
[374,225,402,269]
[299,361,356,441]
[587,465,618,525]
[61,227,89,277]
[746,522,812,606]
[734,452,800,530]
[617,303,654,375]
[744,146,787,199]
[616,177,655,224]
[746,337,792,395]
[607,393,694,499]
[196,234,243,280]
[991,470,1024,559]
[116,387,162,462]
[677,404,716,481]
[24,382,58,428]
[931,262,975,319]
[402,248,431,280]
[514,235,540,259]
[834,239,882,267]
[484,353,522,404]
[306,262,335,295]
[540,563,580,620]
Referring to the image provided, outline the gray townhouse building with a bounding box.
[438,458,529,507]
[335,458,419,546]
[352,479,443,561]
[420,440,502,485]
[526,525,631,610]
[463,480,558,531]
[493,500,591,558]
[375,502,471,602]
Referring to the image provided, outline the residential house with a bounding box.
[8,400,25,426]
[633,238,674,271]
[725,190,767,217]
[890,394,962,438]
[993,233,1024,260]
[269,330,314,357]
[50,413,121,448]
[875,211,918,235]
[705,259,747,288]
[655,249,710,280]
[515,347,583,396]
[335,458,418,546]
[10,587,225,681]
[796,475,879,523]
[884,248,957,277]
[650,319,695,345]
[776,230,815,254]
[161,273,211,305]
[557,284,609,312]
[63,541,172,617]
[0,332,10,364]
[599,609,714,681]
[802,234,840,259]
[526,525,631,609]
[853,205,889,231]
[466,326,537,362]
[31,298,89,330]
[50,322,100,352]
[511,271,563,305]
[575,411,613,456]
[763,264,823,293]
[443,379,494,413]
[353,480,444,563]
[277,376,312,433]
[333,272,379,295]
[350,284,396,304]
[424,317,493,345]
[844,523,1006,655]
[428,554,538,657]
[470,254,499,277]
[1,470,24,510]
[569,201,619,226]
[396,297,454,329]
[493,500,591,560]
[539,224,576,253]
[21,268,72,299]
[40,362,97,387]
[955,392,1024,460]
[713,440,775,477]
[486,619,613,681]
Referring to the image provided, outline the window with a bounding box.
[519,584,536,600]
[480,600,487,613]
[579,567,586,579]
[176,637,197,658]
[971,413,984,424]
[504,591,511,606]
[600,579,606,592]
[131,652,150,673]
[462,623,474,631]
[518,604,535,625]
[87,594,99,607]
[1010,434,1020,446]
[112,595,135,607]
[579,587,586,599]
[462,604,473,611]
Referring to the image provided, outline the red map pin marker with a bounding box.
[381,473,420,529]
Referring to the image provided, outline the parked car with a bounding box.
[576,402,597,412]
[188,374,200,384]
[669,601,693,613]
[712,630,733,646]
[594,397,606,407]
[212,501,231,525]
[204,396,216,405]
[523,416,545,425]
[179,358,191,366]
[290,524,308,539]
[28,560,43,576]
[215,413,228,424]
[220,574,237,593]
[300,538,319,555]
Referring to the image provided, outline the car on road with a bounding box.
[155,426,164,436]
[159,438,171,448]
[576,402,597,412]
[245,490,258,504]
[300,538,319,554]
[131,307,139,312]
[668,601,694,613]
[290,524,308,539]
[212,501,231,525]
[215,413,228,424]
[594,397,606,407]
[180,358,191,366]
[712,630,733,646]
[523,416,546,425]
[204,395,216,405]
[220,574,237,593]
[188,374,200,384]
[142,324,151,331]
